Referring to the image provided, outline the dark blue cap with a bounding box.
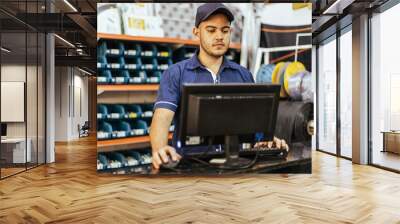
[195,3,234,27]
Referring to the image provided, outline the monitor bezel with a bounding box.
[178,83,281,148]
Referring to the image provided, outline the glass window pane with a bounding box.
[340,29,352,158]
[318,37,337,154]
[1,0,46,178]
[27,31,38,169]
[371,4,400,171]
[1,32,27,177]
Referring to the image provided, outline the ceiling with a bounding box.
[1,0,395,72]
[0,0,97,73]
[311,0,390,42]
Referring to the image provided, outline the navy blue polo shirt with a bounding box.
[154,50,255,155]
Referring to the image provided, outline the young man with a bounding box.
[150,3,287,169]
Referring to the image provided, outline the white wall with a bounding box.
[54,67,89,141]
[72,73,89,138]
[55,66,69,141]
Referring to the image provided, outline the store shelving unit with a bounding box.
[97,133,173,152]
[97,33,242,50]
[97,84,159,92]
[97,33,242,171]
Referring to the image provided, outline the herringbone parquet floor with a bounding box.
[1,136,400,223]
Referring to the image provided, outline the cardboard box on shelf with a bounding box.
[97,6,122,35]
[122,15,164,37]
[118,3,154,17]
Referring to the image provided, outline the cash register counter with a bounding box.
[99,143,311,175]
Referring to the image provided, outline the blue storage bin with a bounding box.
[140,44,157,58]
[146,71,161,83]
[98,42,106,55]
[125,57,142,70]
[140,153,152,165]
[184,50,196,59]
[144,119,152,135]
[157,58,173,71]
[97,104,109,120]
[104,152,122,169]
[97,56,109,70]
[108,56,125,70]
[157,46,172,58]
[129,120,148,136]
[97,154,109,170]
[98,70,114,84]
[124,104,142,119]
[105,41,124,57]
[124,43,141,58]
[108,152,128,167]
[128,70,147,84]
[110,121,131,138]
[124,151,141,166]
[97,159,103,170]
[140,104,154,118]
[173,46,196,62]
[97,121,113,140]
[141,57,158,71]
[113,70,130,84]
[108,104,126,119]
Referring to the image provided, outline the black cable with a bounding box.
[159,166,182,173]
[199,136,215,158]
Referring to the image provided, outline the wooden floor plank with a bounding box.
[0,136,400,223]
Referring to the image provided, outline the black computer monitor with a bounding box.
[178,83,280,168]
[1,123,7,137]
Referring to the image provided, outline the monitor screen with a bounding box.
[178,83,280,148]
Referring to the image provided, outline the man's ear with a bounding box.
[192,27,199,40]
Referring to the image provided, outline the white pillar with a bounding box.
[46,33,55,163]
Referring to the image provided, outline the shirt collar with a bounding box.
[187,48,238,71]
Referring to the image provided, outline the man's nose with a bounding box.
[215,30,224,40]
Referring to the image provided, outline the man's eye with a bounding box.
[222,29,229,33]
[207,29,216,33]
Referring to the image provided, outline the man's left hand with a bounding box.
[254,136,288,151]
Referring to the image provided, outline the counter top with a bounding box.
[98,143,312,175]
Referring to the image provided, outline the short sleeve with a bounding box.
[246,70,255,83]
[154,65,181,112]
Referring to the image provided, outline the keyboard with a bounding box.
[184,147,288,159]
[240,147,288,158]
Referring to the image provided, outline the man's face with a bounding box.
[194,13,231,57]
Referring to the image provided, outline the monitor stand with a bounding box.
[220,135,252,168]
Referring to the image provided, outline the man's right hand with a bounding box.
[152,146,182,170]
